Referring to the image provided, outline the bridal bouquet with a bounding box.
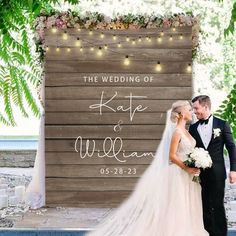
[184,147,213,183]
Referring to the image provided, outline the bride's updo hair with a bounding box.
[170,100,191,123]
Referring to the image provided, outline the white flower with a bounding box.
[213,128,221,138]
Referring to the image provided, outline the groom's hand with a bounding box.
[229,171,236,184]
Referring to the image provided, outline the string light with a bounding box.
[117,42,122,48]
[67,47,71,52]
[62,31,68,40]
[100,32,104,38]
[90,46,94,51]
[155,61,162,72]
[124,55,130,66]
[169,35,173,41]
[126,36,130,42]
[56,46,60,52]
[77,28,81,32]
[138,36,142,42]
[187,63,192,72]
[145,36,149,41]
[46,46,49,51]
[160,30,164,36]
[97,46,103,56]
[132,39,136,45]
[104,44,108,50]
[113,34,117,40]
[180,34,183,40]
[80,46,83,52]
[157,36,162,43]
[75,37,81,47]
[172,27,176,32]
[89,29,93,35]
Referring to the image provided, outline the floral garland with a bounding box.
[35,11,200,105]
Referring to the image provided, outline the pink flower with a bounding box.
[163,19,171,28]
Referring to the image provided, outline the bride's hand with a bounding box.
[185,167,200,175]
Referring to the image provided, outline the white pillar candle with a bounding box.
[0,189,6,195]
[9,196,18,206]
[15,186,25,202]
[0,195,8,209]
[0,184,8,190]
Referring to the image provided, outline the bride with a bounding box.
[86,100,209,236]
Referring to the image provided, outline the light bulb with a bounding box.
[117,42,122,48]
[51,27,57,33]
[97,47,103,56]
[157,36,162,43]
[155,61,162,72]
[124,55,130,66]
[90,46,94,51]
[187,63,192,72]
[132,39,136,45]
[138,36,142,42]
[100,32,104,38]
[172,27,176,32]
[75,37,81,47]
[160,31,164,36]
[180,34,183,40]
[77,28,81,32]
[89,30,93,35]
[56,46,60,52]
[80,47,83,52]
[148,36,152,42]
[113,35,117,40]
[62,31,68,40]
[104,44,108,50]
[169,35,173,41]
[126,36,130,42]
[67,47,71,52]
[146,36,149,41]
[46,46,49,51]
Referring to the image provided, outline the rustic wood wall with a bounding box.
[45,27,192,207]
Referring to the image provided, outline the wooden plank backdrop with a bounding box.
[45,26,193,207]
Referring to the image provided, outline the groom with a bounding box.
[189,95,236,236]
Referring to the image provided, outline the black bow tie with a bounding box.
[199,115,212,125]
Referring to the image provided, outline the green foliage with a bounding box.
[0,0,79,126]
[224,1,236,37]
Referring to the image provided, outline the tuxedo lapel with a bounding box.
[207,116,218,150]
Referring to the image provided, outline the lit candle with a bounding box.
[0,195,8,209]
[15,186,25,202]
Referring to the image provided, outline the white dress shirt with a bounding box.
[197,115,213,149]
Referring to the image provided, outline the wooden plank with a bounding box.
[45,139,160,152]
[45,124,165,139]
[45,151,154,165]
[46,164,148,177]
[46,191,132,206]
[45,61,192,73]
[45,73,192,87]
[45,26,192,36]
[45,87,191,100]
[45,112,167,125]
[45,99,180,112]
[46,48,192,61]
[46,177,139,191]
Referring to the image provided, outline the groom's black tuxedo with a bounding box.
[189,116,236,236]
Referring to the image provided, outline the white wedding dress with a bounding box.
[86,110,209,236]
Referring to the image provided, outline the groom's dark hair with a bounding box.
[192,95,211,109]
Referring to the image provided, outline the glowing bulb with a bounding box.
[160,31,164,36]
[97,46,103,56]
[155,61,162,72]
[75,37,81,47]
[148,36,152,42]
[51,27,57,33]
[124,55,130,66]
[46,46,49,51]
[67,47,71,52]
[104,44,108,50]
[126,36,130,42]
[172,27,176,32]
[113,35,117,40]
[169,35,173,41]
[117,42,122,48]
[146,36,149,41]
[56,46,60,52]
[89,30,93,35]
[80,47,83,52]
[62,31,68,40]
[77,28,81,32]
[180,34,183,40]
[157,36,162,43]
[90,46,94,51]
[138,36,142,42]
[100,32,104,38]
[187,63,192,72]
[132,39,136,45]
